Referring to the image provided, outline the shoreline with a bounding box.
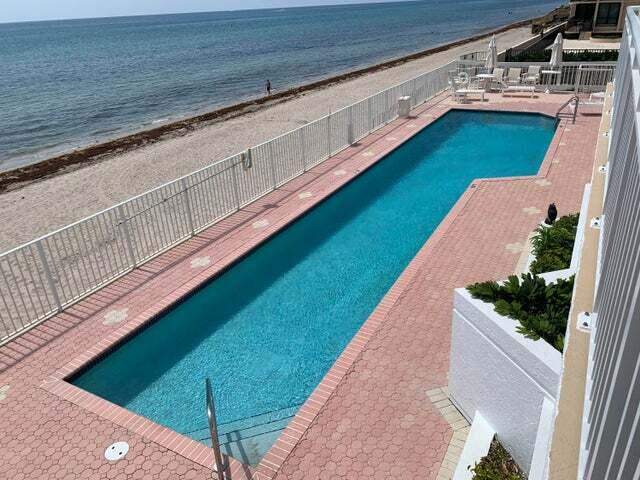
[0,16,543,193]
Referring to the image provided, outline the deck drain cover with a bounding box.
[105,441,129,462]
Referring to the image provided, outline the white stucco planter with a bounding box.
[453,413,495,480]
[449,286,563,475]
[449,183,591,477]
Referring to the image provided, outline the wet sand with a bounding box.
[0,24,535,252]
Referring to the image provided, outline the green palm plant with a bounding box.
[530,213,579,274]
[467,273,574,352]
[471,438,526,480]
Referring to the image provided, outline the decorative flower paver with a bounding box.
[536,178,553,187]
[102,308,129,326]
[190,256,212,268]
[0,92,600,480]
[252,219,270,229]
[523,206,542,215]
[505,242,527,254]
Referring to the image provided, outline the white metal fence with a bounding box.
[581,8,640,479]
[0,61,454,345]
[457,60,616,92]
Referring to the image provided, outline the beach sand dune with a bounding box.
[0,26,533,252]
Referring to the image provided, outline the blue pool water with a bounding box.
[72,110,556,464]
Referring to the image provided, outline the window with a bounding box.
[575,4,596,22]
[596,2,621,26]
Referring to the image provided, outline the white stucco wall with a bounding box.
[449,288,562,473]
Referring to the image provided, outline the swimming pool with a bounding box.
[71,110,556,465]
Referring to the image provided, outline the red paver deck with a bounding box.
[0,92,601,480]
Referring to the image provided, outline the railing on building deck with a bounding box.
[0,61,454,345]
[580,7,640,480]
[456,60,616,92]
[504,48,619,63]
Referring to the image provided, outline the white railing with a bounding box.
[457,60,616,92]
[580,8,640,479]
[0,61,454,345]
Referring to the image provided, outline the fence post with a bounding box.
[230,159,241,210]
[266,144,277,189]
[299,128,308,171]
[347,108,355,145]
[35,242,62,312]
[326,114,332,158]
[367,97,373,132]
[118,205,137,268]
[181,179,195,237]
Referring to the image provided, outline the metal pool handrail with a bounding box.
[206,378,228,480]
[556,95,579,124]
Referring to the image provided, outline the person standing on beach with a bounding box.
[266,80,272,96]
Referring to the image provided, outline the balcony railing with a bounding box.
[579,7,640,479]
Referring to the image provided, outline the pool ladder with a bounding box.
[206,378,230,480]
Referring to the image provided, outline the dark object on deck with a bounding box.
[545,203,558,225]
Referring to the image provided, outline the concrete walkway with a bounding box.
[0,92,600,480]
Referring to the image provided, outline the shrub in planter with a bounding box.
[471,437,526,480]
[467,273,574,352]
[530,213,579,275]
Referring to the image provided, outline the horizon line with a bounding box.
[0,0,418,25]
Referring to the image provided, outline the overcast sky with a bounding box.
[1,0,410,23]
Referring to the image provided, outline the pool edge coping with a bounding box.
[38,98,570,479]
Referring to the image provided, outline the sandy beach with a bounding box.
[0,25,534,252]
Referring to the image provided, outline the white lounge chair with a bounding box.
[449,79,485,103]
[500,81,536,98]
[492,67,505,81]
[505,67,522,86]
[588,91,606,103]
[490,67,505,91]
[522,66,541,86]
[569,92,605,114]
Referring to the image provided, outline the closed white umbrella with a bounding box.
[550,33,563,69]
[485,35,498,72]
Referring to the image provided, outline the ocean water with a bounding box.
[72,110,557,465]
[0,0,558,171]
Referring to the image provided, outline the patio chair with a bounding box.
[505,67,522,86]
[449,78,485,103]
[570,91,605,114]
[452,71,470,87]
[522,66,541,86]
[498,80,535,98]
[492,67,505,81]
[489,67,505,91]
